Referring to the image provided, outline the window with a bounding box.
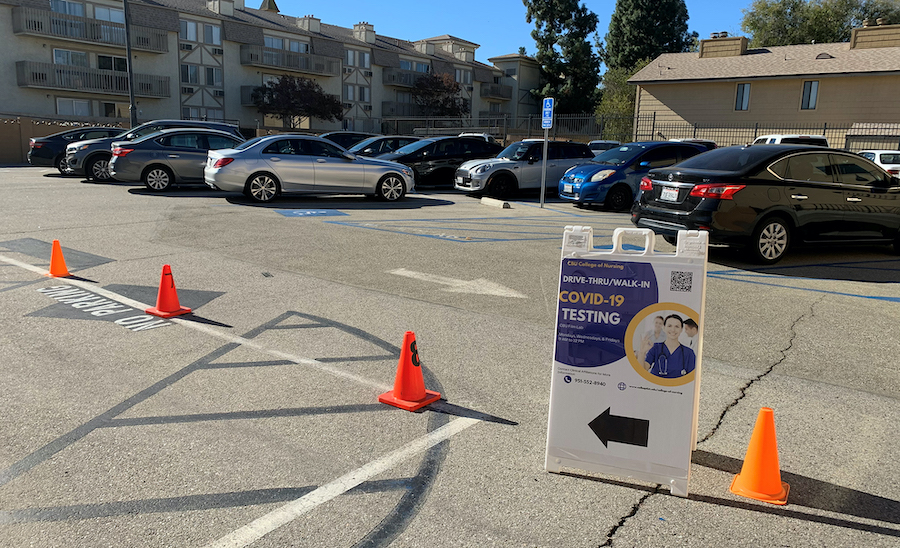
[735,83,750,111]
[781,153,832,182]
[53,49,87,67]
[400,59,412,71]
[263,139,297,154]
[832,155,885,185]
[205,108,224,121]
[208,135,239,150]
[264,36,283,50]
[489,102,501,113]
[455,69,472,85]
[179,20,197,42]
[289,40,309,53]
[180,64,199,84]
[206,67,223,87]
[57,98,89,116]
[638,147,680,169]
[346,50,355,67]
[98,55,127,72]
[358,86,370,102]
[505,68,517,77]
[204,24,221,45]
[415,62,430,73]
[801,81,818,110]
[307,140,345,158]
[343,84,354,101]
[359,52,370,68]
[101,101,127,118]
[397,91,412,104]
[51,0,83,16]
[182,106,200,119]
[94,6,124,23]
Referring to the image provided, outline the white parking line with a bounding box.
[204,417,479,548]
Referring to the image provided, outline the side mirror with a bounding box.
[639,161,650,168]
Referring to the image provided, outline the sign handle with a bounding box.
[611,228,656,255]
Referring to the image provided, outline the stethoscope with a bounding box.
[653,344,687,377]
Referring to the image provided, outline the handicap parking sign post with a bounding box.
[544,226,709,497]
[540,98,554,208]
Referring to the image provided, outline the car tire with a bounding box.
[376,174,406,201]
[488,174,516,200]
[749,216,791,264]
[605,185,633,212]
[55,155,68,175]
[246,173,280,203]
[143,166,174,191]
[87,155,113,182]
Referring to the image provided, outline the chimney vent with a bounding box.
[719,31,729,38]
[877,18,885,25]
[710,32,719,39]
[298,15,320,33]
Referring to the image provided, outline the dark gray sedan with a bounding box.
[109,128,244,191]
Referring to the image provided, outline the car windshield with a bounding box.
[235,136,267,150]
[674,146,775,171]
[392,139,434,155]
[879,153,900,164]
[348,137,382,152]
[497,142,534,160]
[591,145,645,166]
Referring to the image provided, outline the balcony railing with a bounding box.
[382,101,424,117]
[12,7,168,53]
[382,68,423,87]
[16,61,170,98]
[240,45,340,77]
[480,83,513,100]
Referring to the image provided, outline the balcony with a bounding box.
[16,61,170,98]
[480,83,513,101]
[382,68,423,88]
[12,7,168,53]
[382,101,424,117]
[240,45,340,77]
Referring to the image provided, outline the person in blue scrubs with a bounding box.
[639,314,696,378]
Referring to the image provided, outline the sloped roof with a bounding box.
[629,41,900,84]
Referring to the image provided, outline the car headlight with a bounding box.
[474,163,492,174]
[590,169,616,183]
[400,168,412,177]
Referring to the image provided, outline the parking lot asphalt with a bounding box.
[1,166,898,547]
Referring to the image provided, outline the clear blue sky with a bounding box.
[277,0,750,64]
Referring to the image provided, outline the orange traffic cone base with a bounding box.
[730,475,789,505]
[145,304,191,318]
[46,240,70,277]
[378,389,441,411]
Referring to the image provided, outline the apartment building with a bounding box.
[1,0,541,133]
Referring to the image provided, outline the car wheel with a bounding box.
[87,155,112,182]
[663,235,678,246]
[246,173,279,203]
[488,174,516,200]
[376,174,406,201]
[605,185,633,212]
[55,155,68,174]
[750,216,791,264]
[143,166,173,191]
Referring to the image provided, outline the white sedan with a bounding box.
[858,150,900,177]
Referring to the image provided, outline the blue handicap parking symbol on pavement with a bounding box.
[275,210,349,218]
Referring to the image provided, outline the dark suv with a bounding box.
[65,120,243,181]
[377,136,503,185]
[28,126,123,174]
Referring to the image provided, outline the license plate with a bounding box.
[660,187,678,201]
[563,184,573,193]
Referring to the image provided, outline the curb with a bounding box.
[480,197,511,209]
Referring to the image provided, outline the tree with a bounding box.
[594,59,651,141]
[523,0,602,114]
[251,74,342,128]
[741,0,900,47]
[411,73,468,117]
[602,0,697,71]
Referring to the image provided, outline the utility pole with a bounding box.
[122,0,138,127]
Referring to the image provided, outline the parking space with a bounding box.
[0,167,898,546]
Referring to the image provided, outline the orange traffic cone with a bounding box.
[145,264,191,318]
[730,407,790,505]
[378,331,441,411]
[46,239,70,277]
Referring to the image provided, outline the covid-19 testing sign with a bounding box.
[545,227,708,497]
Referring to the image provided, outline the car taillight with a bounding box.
[30,140,41,149]
[689,184,745,200]
[112,147,133,157]
[213,157,234,168]
[888,169,899,176]
[640,176,653,191]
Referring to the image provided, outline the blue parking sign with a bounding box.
[542,97,554,129]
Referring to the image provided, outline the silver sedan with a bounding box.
[204,135,415,202]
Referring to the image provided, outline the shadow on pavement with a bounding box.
[709,246,900,284]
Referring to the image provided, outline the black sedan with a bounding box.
[377,136,503,185]
[632,144,900,263]
[28,126,122,173]
[348,135,420,156]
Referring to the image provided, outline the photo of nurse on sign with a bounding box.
[636,313,696,379]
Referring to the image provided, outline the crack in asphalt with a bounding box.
[698,294,824,444]
[598,487,661,547]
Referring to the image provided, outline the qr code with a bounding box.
[670,271,693,292]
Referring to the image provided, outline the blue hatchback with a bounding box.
[558,141,708,210]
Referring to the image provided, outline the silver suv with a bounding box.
[66,119,243,181]
[454,140,594,198]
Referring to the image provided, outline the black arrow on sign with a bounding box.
[588,408,649,448]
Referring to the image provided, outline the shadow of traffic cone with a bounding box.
[145,264,191,318]
[45,239,70,277]
[378,331,441,411]
[730,407,789,505]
